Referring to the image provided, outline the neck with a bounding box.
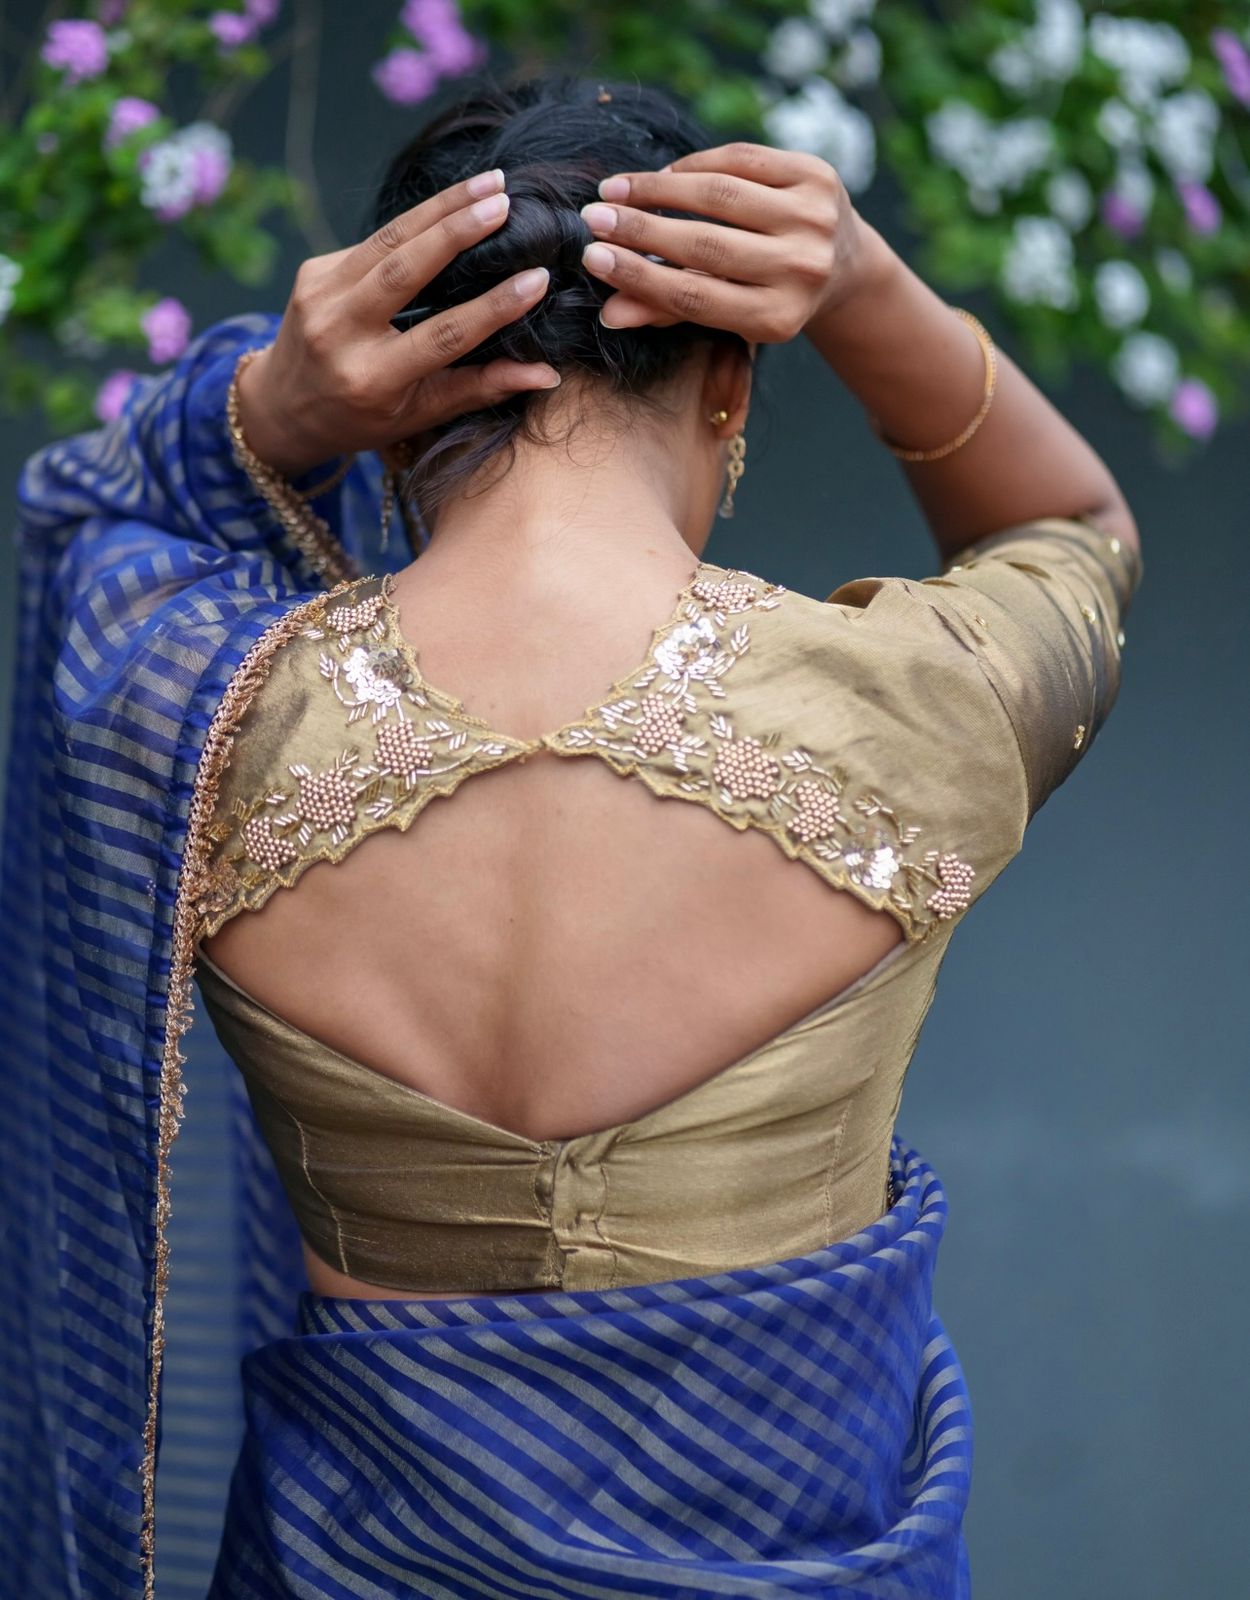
[408,398,711,588]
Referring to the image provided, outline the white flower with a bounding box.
[1089,15,1190,107]
[1114,157,1155,214]
[1111,331,1179,406]
[1094,260,1150,329]
[342,648,404,708]
[836,25,881,88]
[810,0,875,42]
[763,18,829,83]
[1046,169,1094,231]
[1001,216,1078,309]
[139,135,199,215]
[990,0,1084,94]
[1154,247,1192,294]
[926,101,1053,199]
[762,77,876,192]
[1096,98,1142,150]
[1149,89,1220,184]
[0,253,21,325]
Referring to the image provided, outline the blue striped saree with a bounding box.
[0,315,972,1599]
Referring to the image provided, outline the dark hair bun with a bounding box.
[367,71,751,527]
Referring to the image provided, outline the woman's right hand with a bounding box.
[237,169,560,478]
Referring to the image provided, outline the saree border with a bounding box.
[141,575,356,1600]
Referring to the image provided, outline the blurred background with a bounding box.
[2,3,1247,1596]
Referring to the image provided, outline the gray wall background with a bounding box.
[2,11,1246,1597]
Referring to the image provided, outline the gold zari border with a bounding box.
[140,577,356,1600]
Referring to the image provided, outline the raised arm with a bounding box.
[576,139,1141,569]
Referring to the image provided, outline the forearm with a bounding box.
[804,223,1140,562]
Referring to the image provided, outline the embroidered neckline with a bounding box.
[371,559,722,752]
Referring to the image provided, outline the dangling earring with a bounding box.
[380,468,397,555]
[717,432,745,518]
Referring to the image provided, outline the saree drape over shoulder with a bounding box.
[0,315,1143,1599]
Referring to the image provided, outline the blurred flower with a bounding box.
[94,369,140,423]
[1001,216,1077,309]
[836,26,881,89]
[97,0,128,20]
[245,0,280,22]
[990,0,1084,94]
[1155,247,1192,293]
[1211,27,1250,107]
[209,10,257,49]
[141,297,192,364]
[1100,190,1144,238]
[762,77,875,192]
[1169,376,1218,437]
[372,46,440,104]
[1112,332,1179,406]
[41,19,110,83]
[0,254,22,325]
[925,102,1052,210]
[182,121,232,205]
[1094,260,1150,328]
[1177,179,1221,234]
[1096,98,1141,151]
[1099,161,1154,239]
[810,0,875,42]
[400,0,485,75]
[138,122,232,220]
[1046,169,1094,231]
[1089,15,1189,107]
[36,133,59,155]
[1150,89,1219,184]
[763,18,829,83]
[105,95,160,150]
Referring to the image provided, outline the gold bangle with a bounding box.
[870,308,998,463]
[226,347,358,585]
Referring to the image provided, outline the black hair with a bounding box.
[367,71,755,531]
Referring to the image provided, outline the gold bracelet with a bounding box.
[226,347,358,585]
[296,452,356,502]
[869,308,998,463]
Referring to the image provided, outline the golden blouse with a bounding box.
[190,514,1143,1295]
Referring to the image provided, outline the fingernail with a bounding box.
[513,266,550,298]
[580,202,617,233]
[598,176,629,201]
[472,192,509,222]
[582,241,615,273]
[467,168,504,197]
[537,370,561,388]
[599,308,627,329]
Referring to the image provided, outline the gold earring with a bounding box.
[718,429,746,519]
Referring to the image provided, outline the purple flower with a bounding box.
[1169,377,1218,439]
[97,1,128,22]
[1212,28,1250,107]
[141,297,192,365]
[105,95,160,150]
[189,144,231,206]
[1178,179,1222,235]
[95,369,139,423]
[1100,188,1145,239]
[401,0,486,74]
[371,46,440,105]
[209,10,258,49]
[41,19,109,84]
[245,0,280,23]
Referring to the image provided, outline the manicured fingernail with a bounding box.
[467,168,504,197]
[580,203,617,233]
[599,306,628,328]
[582,241,615,273]
[536,370,561,387]
[472,192,509,222]
[598,176,629,201]
[513,266,549,298]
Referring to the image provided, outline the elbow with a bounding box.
[1077,481,1142,562]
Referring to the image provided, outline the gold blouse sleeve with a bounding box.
[826,515,1144,825]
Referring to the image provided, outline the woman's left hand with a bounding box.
[577,141,888,341]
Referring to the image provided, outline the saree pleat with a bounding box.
[210,1141,971,1599]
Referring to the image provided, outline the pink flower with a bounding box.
[1178,179,1222,235]
[1212,28,1250,107]
[105,95,160,150]
[41,19,109,83]
[245,0,280,22]
[209,10,257,49]
[401,0,486,73]
[1169,377,1218,439]
[189,143,231,206]
[95,369,139,423]
[141,297,192,365]
[1100,189,1144,240]
[371,46,440,105]
[97,1,128,22]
